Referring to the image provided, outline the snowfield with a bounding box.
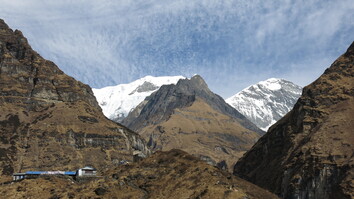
[226,78,302,131]
[93,75,185,122]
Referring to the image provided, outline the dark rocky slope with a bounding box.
[0,19,149,176]
[123,75,263,170]
[234,42,354,199]
[0,149,279,199]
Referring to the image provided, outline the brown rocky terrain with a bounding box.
[234,42,354,199]
[123,75,264,171]
[0,149,279,199]
[0,19,149,176]
[0,18,281,199]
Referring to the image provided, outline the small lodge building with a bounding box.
[12,166,96,181]
[76,166,97,177]
[12,173,26,181]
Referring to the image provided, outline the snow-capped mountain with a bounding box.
[93,75,185,122]
[226,78,302,131]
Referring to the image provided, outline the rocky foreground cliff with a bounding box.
[0,149,279,199]
[234,42,354,199]
[123,75,263,171]
[0,19,149,176]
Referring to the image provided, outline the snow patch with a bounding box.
[258,78,282,91]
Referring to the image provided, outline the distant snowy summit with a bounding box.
[226,78,302,131]
[93,75,185,122]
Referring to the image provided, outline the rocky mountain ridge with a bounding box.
[226,78,302,131]
[123,75,264,170]
[234,42,354,199]
[0,19,149,176]
[124,75,263,134]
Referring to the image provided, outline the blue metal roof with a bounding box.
[25,171,77,175]
[64,171,77,175]
[26,171,45,175]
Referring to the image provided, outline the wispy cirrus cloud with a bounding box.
[0,0,353,97]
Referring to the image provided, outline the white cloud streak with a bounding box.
[0,0,353,97]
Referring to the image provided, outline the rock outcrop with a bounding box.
[123,75,263,171]
[234,42,354,199]
[0,19,149,176]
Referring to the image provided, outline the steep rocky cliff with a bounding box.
[234,42,354,199]
[0,19,149,176]
[123,75,263,170]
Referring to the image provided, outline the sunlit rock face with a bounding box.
[234,42,354,199]
[0,19,149,176]
[123,75,263,171]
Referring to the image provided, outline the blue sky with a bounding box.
[0,0,353,98]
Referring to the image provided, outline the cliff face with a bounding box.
[234,42,354,199]
[0,21,99,109]
[123,75,263,171]
[0,19,149,176]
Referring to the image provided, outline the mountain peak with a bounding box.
[0,19,9,29]
[226,78,302,131]
[124,74,262,134]
[189,74,208,88]
[190,74,204,81]
[0,17,99,109]
[93,75,185,121]
[264,77,283,82]
[122,74,263,170]
[234,42,354,198]
[258,78,284,91]
[0,19,149,176]
[172,74,210,94]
